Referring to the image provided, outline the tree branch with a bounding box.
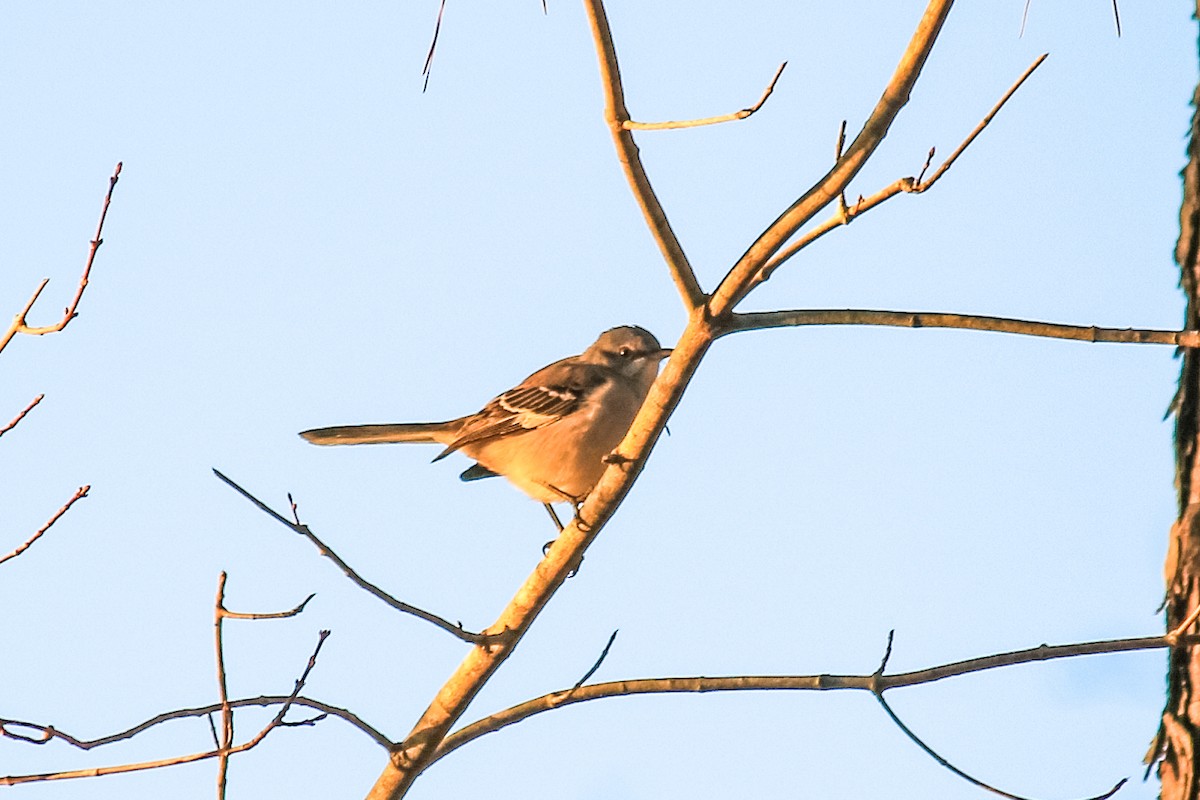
[212,470,504,645]
[0,163,122,357]
[759,54,1047,280]
[722,308,1200,347]
[366,4,961,797]
[2,694,391,753]
[0,630,330,787]
[0,485,90,568]
[0,394,45,439]
[431,630,1193,773]
[709,0,955,317]
[623,62,787,131]
[582,0,704,310]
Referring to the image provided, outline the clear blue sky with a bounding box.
[0,2,1192,798]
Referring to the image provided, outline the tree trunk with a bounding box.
[1155,6,1200,798]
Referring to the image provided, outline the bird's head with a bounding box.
[584,326,672,381]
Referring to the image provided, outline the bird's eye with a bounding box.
[618,347,631,358]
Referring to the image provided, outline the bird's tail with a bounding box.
[299,422,453,446]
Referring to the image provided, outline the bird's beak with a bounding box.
[657,348,673,360]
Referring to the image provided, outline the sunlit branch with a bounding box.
[758,54,1047,280]
[0,163,122,357]
[722,308,1200,348]
[582,0,704,309]
[709,0,955,316]
[624,62,786,131]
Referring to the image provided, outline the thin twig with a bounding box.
[869,631,1125,800]
[432,631,1197,769]
[0,631,330,787]
[624,62,786,131]
[0,163,122,356]
[422,0,447,93]
[582,0,704,309]
[572,630,618,692]
[873,690,1125,800]
[722,308,1200,348]
[2,694,392,752]
[758,54,1047,282]
[0,485,90,567]
[0,394,45,439]
[212,470,504,645]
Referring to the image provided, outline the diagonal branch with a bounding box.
[759,54,1047,281]
[583,0,704,310]
[0,163,122,357]
[0,485,90,568]
[0,394,45,439]
[212,470,504,645]
[624,62,787,131]
[709,0,955,317]
[722,308,1200,348]
[366,4,962,797]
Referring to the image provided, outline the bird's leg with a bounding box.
[543,503,564,533]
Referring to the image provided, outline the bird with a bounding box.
[299,326,671,527]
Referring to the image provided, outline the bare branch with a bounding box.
[369,4,962,797]
[624,62,787,131]
[0,485,90,567]
[709,0,955,317]
[758,54,1047,284]
[0,163,122,357]
[213,573,233,800]
[433,631,1191,769]
[582,0,704,310]
[2,694,391,753]
[0,394,45,439]
[0,630,331,787]
[212,572,317,798]
[722,308,1200,348]
[212,469,504,645]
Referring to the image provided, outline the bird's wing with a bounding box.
[432,360,604,461]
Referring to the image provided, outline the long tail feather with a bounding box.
[299,422,451,446]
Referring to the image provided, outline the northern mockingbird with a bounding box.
[300,326,671,524]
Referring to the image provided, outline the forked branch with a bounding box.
[432,629,1190,797]
[0,629,330,787]
[758,54,1047,282]
[0,163,122,357]
[709,0,955,316]
[212,470,504,645]
[583,0,704,310]
[365,3,962,798]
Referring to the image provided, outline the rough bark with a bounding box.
[1155,6,1200,798]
